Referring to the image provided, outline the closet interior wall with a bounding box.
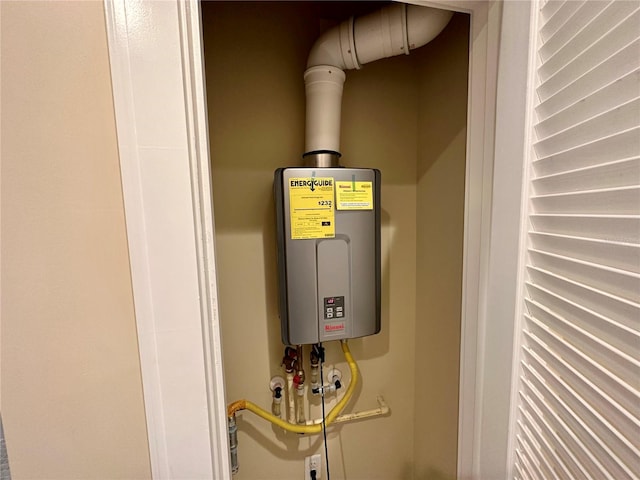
[202,3,469,478]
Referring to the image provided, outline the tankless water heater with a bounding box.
[274,167,381,345]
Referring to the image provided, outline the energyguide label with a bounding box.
[289,177,335,240]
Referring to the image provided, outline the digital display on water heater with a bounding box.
[323,296,344,319]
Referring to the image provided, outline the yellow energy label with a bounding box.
[289,177,335,239]
[336,181,374,210]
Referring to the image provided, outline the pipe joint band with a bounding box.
[339,17,360,70]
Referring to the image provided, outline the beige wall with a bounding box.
[414,14,470,480]
[0,2,151,479]
[203,3,468,479]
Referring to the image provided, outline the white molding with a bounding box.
[103,0,229,478]
[175,2,231,477]
[475,1,537,479]
[103,1,166,474]
[458,2,503,478]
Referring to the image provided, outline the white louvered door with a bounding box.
[510,1,640,479]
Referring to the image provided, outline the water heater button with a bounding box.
[323,296,344,319]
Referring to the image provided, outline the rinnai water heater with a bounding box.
[274,166,381,345]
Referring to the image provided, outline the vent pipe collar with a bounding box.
[303,151,341,168]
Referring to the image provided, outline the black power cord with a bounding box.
[318,342,331,480]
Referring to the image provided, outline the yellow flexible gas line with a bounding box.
[227,340,358,434]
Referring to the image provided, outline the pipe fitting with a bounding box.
[310,364,320,391]
[282,347,297,373]
[270,376,286,395]
[272,392,282,417]
[296,383,306,424]
[307,4,452,70]
[225,340,359,435]
[270,376,285,417]
[296,345,306,385]
[353,3,409,65]
[312,344,325,363]
[406,5,453,50]
[303,4,453,157]
[303,151,341,168]
[228,415,239,475]
[326,368,342,385]
[286,372,295,424]
[307,16,359,70]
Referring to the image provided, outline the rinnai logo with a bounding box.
[325,322,345,333]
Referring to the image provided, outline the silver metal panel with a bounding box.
[274,167,381,345]
[317,237,352,340]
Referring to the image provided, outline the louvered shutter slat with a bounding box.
[518,386,592,479]
[523,345,636,479]
[529,250,639,302]
[533,128,640,175]
[526,267,639,329]
[540,1,566,25]
[536,71,640,138]
[517,436,546,480]
[541,1,638,79]
[532,158,640,193]
[525,312,640,429]
[529,231,639,272]
[531,185,640,215]
[539,1,611,63]
[529,214,640,243]
[512,1,640,478]
[538,8,640,91]
[524,297,639,387]
[518,413,568,479]
[540,1,585,42]
[521,368,612,479]
[534,98,640,157]
[535,40,640,120]
[522,330,639,478]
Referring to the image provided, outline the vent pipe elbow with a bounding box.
[406,5,454,51]
[303,4,453,158]
[307,16,359,71]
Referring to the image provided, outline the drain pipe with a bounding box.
[303,3,453,167]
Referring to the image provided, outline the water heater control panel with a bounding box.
[274,167,381,345]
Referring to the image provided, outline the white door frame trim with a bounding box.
[476,1,537,478]
[103,1,523,478]
[104,0,229,477]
